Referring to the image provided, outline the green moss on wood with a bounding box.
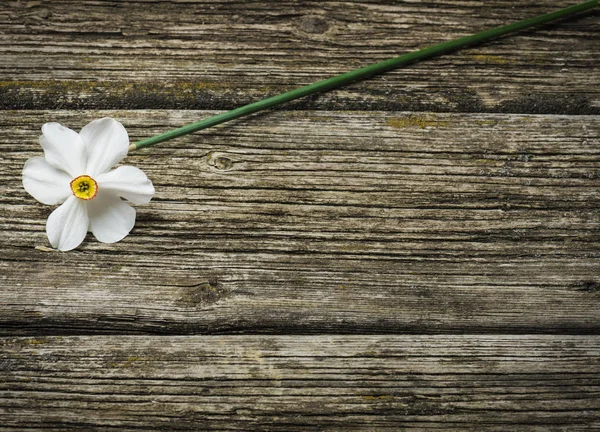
[386,115,450,129]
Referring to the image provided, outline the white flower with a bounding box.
[22,118,154,251]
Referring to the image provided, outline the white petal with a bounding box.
[22,157,72,205]
[81,118,129,176]
[46,196,89,251]
[96,166,155,205]
[88,191,136,244]
[40,122,87,177]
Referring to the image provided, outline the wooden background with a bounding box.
[1,0,599,430]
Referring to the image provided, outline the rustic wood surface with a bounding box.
[0,0,599,430]
[2,335,600,431]
[1,110,600,335]
[1,0,599,113]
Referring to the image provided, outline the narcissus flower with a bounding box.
[22,118,154,251]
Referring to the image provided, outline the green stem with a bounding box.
[131,0,597,151]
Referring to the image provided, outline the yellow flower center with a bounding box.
[70,175,98,200]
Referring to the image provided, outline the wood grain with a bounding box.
[0,0,598,113]
[2,0,599,429]
[1,110,598,335]
[1,335,599,431]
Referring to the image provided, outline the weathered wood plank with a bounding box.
[0,335,599,431]
[0,0,598,113]
[0,110,598,335]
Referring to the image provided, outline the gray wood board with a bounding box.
[1,110,598,335]
[1,335,599,431]
[0,0,598,113]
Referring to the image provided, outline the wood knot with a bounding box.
[176,281,228,307]
[207,152,234,171]
[37,8,50,19]
[298,16,329,34]
[572,280,600,293]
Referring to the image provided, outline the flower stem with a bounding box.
[130,0,597,152]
